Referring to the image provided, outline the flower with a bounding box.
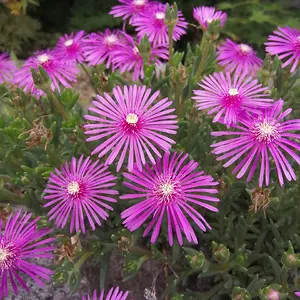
[0,210,55,298]
[109,0,157,23]
[83,30,130,68]
[193,6,227,30]
[14,50,78,98]
[121,152,220,246]
[112,34,168,80]
[217,39,263,75]
[131,3,188,45]
[43,156,118,233]
[84,85,178,172]
[211,100,300,186]
[265,26,300,73]
[0,53,17,84]
[53,30,86,63]
[82,287,128,300]
[192,71,273,127]
[296,292,300,297]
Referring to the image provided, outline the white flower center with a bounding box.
[239,43,252,53]
[126,113,139,125]
[105,34,118,45]
[133,0,146,6]
[228,88,239,96]
[206,18,213,23]
[0,243,15,269]
[64,39,74,47]
[159,183,174,196]
[37,54,50,63]
[67,181,80,195]
[0,248,9,263]
[252,119,281,143]
[155,12,165,20]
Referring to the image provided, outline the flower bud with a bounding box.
[232,287,251,300]
[212,241,230,263]
[282,246,300,269]
[186,251,205,269]
[259,285,283,300]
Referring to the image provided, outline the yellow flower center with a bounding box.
[228,88,239,96]
[67,181,80,195]
[159,183,174,196]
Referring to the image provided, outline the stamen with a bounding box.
[239,43,252,53]
[126,113,139,125]
[133,0,146,6]
[67,181,80,195]
[251,118,281,143]
[37,54,50,63]
[0,243,16,269]
[155,12,165,20]
[228,88,239,96]
[105,34,118,45]
[64,39,74,47]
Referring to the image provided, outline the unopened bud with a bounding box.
[232,287,251,300]
[259,286,283,300]
[212,241,230,263]
[186,251,205,269]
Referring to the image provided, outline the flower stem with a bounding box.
[168,26,174,66]
[195,35,210,80]
[74,251,92,271]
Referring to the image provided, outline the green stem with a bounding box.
[130,245,152,257]
[74,251,92,271]
[195,35,210,80]
[46,91,68,120]
[0,188,23,204]
[168,26,174,66]
[80,64,94,88]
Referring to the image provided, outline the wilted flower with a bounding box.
[109,0,157,23]
[0,210,55,298]
[14,50,78,98]
[121,152,219,246]
[84,85,178,172]
[131,3,188,45]
[112,34,168,80]
[53,30,86,63]
[192,71,273,127]
[193,6,227,30]
[82,287,128,300]
[0,53,17,84]
[217,39,263,75]
[211,100,300,186]
[265,26,300,73]
[43,156,118,233]
[83,29,130,68]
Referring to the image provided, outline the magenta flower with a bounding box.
[0,210,55,298]
[83,30,130,68]
[109,0,157,23]
[121,152,219,246]
[82,287,128,300]
[192,71,273,127]
[295,292,300,297]
[217,39,263,75]
[14,50,78,98]
[211,100,300,186]
[43,156,118,233]
[265,26,300,73]
[112,34,168,80]
[53,30,86,63]
[131,3,188,45]
[84,85,178,172]
[0,53,17,84]
[193,6,227,30]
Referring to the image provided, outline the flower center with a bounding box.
[64,39,74,47]
[154,177,181,204]
[251,118,281,143]
[228,88,239,96]
[239,43,252,53]
[0,242,16,269]
[37,54,50,63]
[105,34,118,45]
[133,0,146,6]
[155,12,165,20]
[126,113,139,125]
[67,181,80,195]
[206,18,213,23]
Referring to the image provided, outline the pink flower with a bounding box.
[131,3,188,45]
[83,29,130,68]
[84,85,178,172]
[53,30,86,63]
[265,26,300,73]
[0,53,17,84]
[211,100,300,186]
[43,156,118,233]
[217,39,263,75]
[112,34,168,80]
[193,6,227,30]
[0,210,55,298]
[121,152,219,246]
[82,287,128,300]
[192,71,273,127]
[295,292,300,297]
[109,0,157,23]
[14,50,78,98]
